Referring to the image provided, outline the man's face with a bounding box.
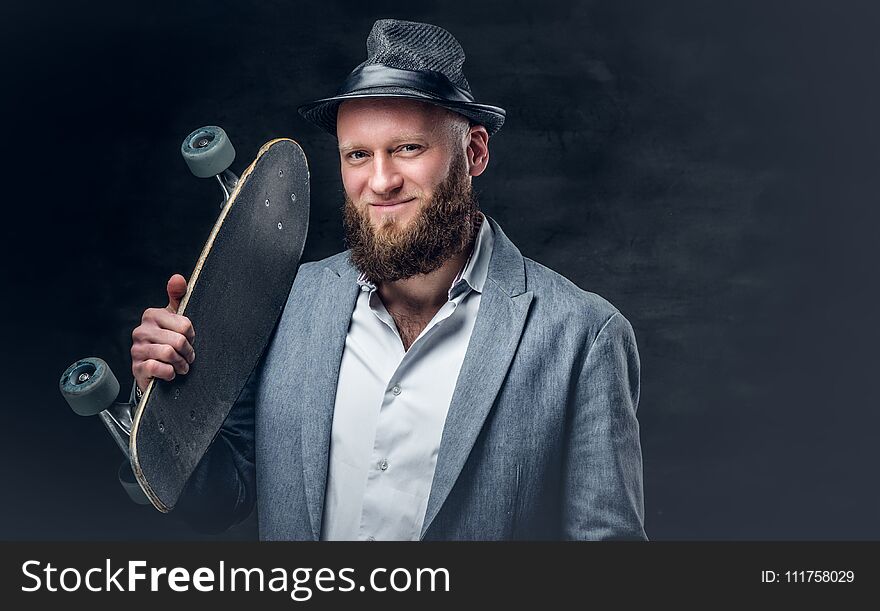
[337,98,480,282]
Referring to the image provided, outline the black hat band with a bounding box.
[337,64,476,104]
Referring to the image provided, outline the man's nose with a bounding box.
[368,155,404,195]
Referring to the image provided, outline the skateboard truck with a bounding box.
[60,125,242,506]
[59,357,151,505]
[180,126,239,208]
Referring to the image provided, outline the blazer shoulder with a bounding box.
[280,251,349,312]
[522,256,622,325]
[521,257,639,357]
[295,250,350,281]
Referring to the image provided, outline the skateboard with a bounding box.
[60,126,310,512]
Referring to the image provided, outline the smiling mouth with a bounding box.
[370,197,415,208]
[369,198,416,212]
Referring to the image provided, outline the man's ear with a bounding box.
[466,125,490,177]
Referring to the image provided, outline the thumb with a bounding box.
[166,274,188,313]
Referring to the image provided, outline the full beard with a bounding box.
[343,150,481,283]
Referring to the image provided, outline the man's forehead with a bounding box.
[338,97,444,117]
[336,98,453,141]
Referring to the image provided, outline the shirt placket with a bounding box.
[357,293,463,540]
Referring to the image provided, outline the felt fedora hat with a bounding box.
[298,19,506,137]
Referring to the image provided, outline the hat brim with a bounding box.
[298,88,506,137]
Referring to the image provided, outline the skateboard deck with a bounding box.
[129,138,309,513]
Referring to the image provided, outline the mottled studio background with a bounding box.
[1,0,878,539]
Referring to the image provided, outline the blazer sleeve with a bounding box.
[172,364,259,534]
[562,311,647,540]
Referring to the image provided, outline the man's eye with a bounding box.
[399,144,421,153]
[347,151,368,160]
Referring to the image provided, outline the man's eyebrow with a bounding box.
[338,133,430,153]
[388,132,429,143]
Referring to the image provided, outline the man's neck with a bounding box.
[377,245,471,316]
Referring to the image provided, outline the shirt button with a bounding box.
[378,458,389,471]
[391,384,401,395]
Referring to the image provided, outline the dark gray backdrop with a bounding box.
[2,0,877,539]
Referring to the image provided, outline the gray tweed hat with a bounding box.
[298,19,506,137]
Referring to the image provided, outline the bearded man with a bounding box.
[129,19,646,540]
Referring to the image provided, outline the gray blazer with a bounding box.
[177,216,646,540]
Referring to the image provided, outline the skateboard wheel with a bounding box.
[181,125,235,178]
[117,460,151,506]
[59,357,120,417]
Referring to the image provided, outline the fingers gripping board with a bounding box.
[130,138,309,512]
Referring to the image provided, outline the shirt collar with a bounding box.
[356,212,495,300]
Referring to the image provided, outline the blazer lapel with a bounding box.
[421,217,534,538]
[300,262,360,540]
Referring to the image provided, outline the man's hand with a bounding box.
[131,274,196,393]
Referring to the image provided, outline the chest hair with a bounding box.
[388,308,436,351]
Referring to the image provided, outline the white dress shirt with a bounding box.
[321,214,495,540]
